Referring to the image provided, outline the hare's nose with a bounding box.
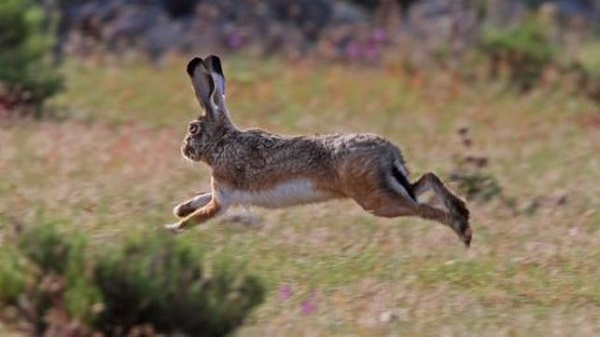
[183,146,195,160]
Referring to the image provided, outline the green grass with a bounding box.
[2,54,600,335]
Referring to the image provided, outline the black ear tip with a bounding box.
[205,55,221,63]
[186,57,204,76]
[204,55,223,74]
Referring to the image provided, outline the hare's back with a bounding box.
[321,133,405,163]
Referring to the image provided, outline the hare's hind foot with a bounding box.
[173,192,212,218]
[447,197,471,248]
[414,202,471,247]
[411,172,472,247]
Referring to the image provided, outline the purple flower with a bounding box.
[228,32,243,49]
[346,41,361,60]
[278,284,293,302]
[301,292,317,315]
[372,28,386,43]
[364,43,380,61]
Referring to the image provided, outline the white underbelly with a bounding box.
[226,179,334,208]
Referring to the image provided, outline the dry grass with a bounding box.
[2,55,600,336]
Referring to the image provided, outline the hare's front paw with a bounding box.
[164,222,185,234]
[173,203,196,218]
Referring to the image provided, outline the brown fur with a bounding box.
[166,56,472,247]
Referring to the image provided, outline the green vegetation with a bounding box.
[569,41,600,102]
[0,250,27,305]
[93,231,264,336]
[0,220,264,335]
[1,54,599,335]
[0,0,63,116]
[479,16,600,102]
[481,17,555,92]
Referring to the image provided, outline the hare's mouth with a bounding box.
[181,143,199,161]
[184,148,198,161]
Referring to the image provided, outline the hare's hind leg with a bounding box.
[349,171,471,247]
[173,192,212,218]
[412,172,471,247]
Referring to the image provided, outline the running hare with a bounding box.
[166,55,472,247]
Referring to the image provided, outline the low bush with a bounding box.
[0,0,64,117]
[480,17,555,92]
[93,232,265,336]
[449,128,504,204]
[0,249,27,305]
[448,127,521,216]
[0,221,265,336]
[448,128,567,216]
[567,42,600,102]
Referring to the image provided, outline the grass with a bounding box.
[2,54,600,335]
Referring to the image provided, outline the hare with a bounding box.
[166,55,472,247]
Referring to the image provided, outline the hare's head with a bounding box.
[181,55,233,162]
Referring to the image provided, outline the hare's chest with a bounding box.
[224,179,333,208]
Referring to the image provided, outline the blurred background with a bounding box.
[3,0,600,115]
[1,0,600,336]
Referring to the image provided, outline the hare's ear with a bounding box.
[204,55,225,100]
[203,55,231,122]
[186,57,217,119]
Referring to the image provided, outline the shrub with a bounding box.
[14,221,99,332]
[93,232,265,336]
[567,42,600,102]
[480,17,555,92]
[0,221,265,336]
[449,127,518,216]
[449,128,500,203]
[450,128,569,216]
[0,249,28,305]
[18,221,85,275]
[0,0,63,117]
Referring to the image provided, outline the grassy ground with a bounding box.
[2,55,600,336]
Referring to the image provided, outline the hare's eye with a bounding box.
[188,123,199,134]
